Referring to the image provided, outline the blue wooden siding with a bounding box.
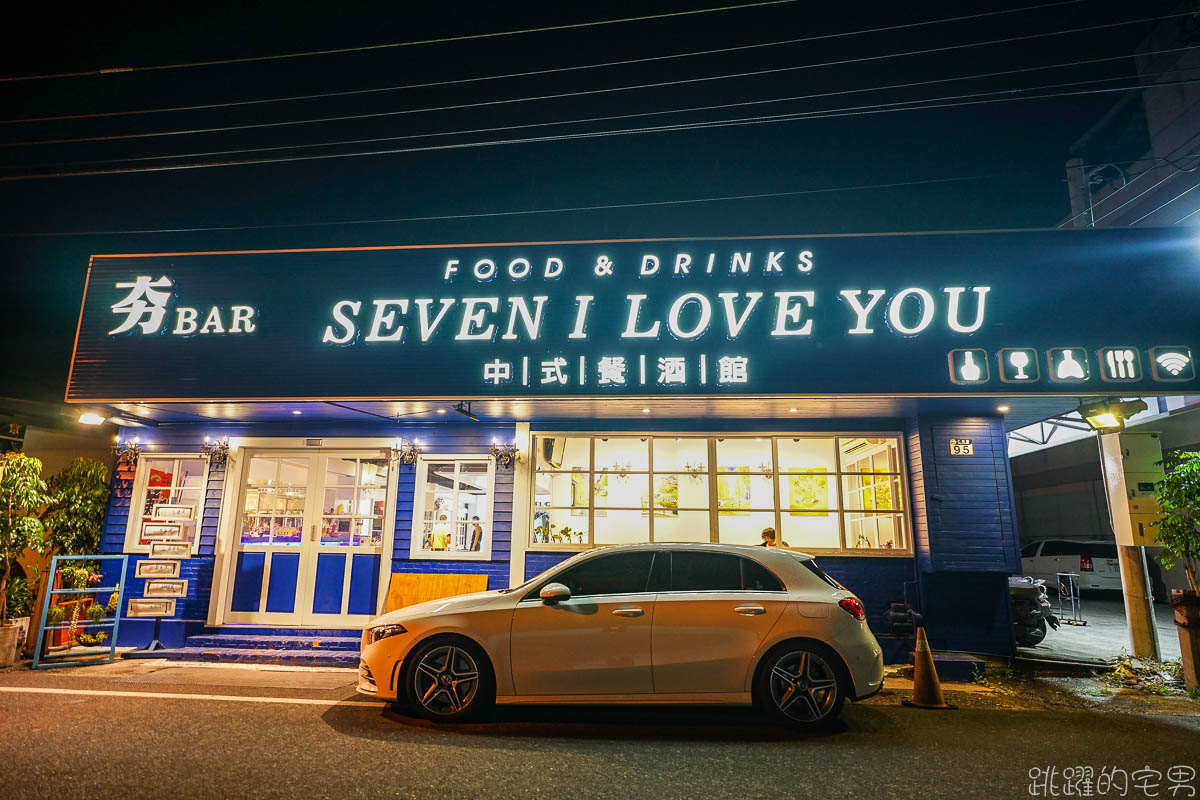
[391,424,516,591]
[911,416,1019,574]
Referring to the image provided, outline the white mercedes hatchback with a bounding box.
[358,543,884,728]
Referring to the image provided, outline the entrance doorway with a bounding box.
[223,450,397,626]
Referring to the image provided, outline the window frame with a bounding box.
[122,452,210,555]
[529,432,912,556]
[409,454,497,561]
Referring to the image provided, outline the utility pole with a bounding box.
[1097,431,1162,661]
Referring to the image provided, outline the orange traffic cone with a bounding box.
[901,627,957,710]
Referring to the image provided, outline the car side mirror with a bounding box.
[539,582,571,603]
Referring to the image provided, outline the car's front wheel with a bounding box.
[756,643,847,729]
[404,638,494,723]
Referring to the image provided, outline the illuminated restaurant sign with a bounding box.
[67,229,1200,400]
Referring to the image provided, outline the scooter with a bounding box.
[1009,576,1060,646]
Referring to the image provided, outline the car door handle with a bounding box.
[734,605,766,616]
[612,607,643,617]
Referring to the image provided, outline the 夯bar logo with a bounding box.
[108,275,257,336]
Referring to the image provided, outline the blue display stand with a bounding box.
[32,554,128,670]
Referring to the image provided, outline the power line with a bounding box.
[7,77,1200,183]
[4,8,1187,151]
[0,0,802,83]
[0,174,1012,237]
[1,0,1084,125]
[19,46,1195,173]
[1130,178,1200,224]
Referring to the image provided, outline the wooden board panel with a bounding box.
[384,573,490,612]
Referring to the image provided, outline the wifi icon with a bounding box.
[1150,347,1195,381]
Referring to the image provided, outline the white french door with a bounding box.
[224,450,396,626]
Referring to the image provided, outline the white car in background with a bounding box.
[1020,539,1122,592]
[358,543,884,729]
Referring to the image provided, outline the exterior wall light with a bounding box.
[1078,398,1148,432]
[113,437,143,467]
[199,435,231,467]
[490,439,520,468]
[391,438,422,467]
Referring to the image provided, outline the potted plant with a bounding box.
[0,453,51,667]
[1153,449,1200,691]
[3,575,32,661]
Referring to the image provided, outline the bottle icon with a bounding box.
[960,351,982,381]
[1055,350,1086,380]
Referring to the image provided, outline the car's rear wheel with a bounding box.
[405,638,494,723]
[756,643,846,729]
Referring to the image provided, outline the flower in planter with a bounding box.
[106,591,119,614]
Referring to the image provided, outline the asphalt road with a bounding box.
[1,663,1197,800]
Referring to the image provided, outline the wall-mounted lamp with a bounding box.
[391,438,422,466]
[490,439,520,468]
[199,435,231,467]
[1078,398,1148,433]
[454,401,480,422]
[113,436,143,467]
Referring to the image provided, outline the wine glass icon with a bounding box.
[1008,350,1031,380]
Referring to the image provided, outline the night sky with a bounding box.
[0,0,1174,402]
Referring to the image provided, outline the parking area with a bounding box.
[1017,596,1181,664]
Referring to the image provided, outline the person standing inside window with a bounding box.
[760,527,789,548]
[469,516,483,551]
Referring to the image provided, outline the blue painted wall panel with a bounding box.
[266,552,300,614]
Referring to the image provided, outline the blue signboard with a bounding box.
[66,228,1200,401]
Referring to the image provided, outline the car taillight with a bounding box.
[838,597,866,621]
[1080,556,1094,572]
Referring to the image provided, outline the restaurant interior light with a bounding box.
[1078,398,1148,432]
[77,412,105,425]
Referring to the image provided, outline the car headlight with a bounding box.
[367,623,408,645]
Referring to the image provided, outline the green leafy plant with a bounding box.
[1152,450,1200,592]
[0,453,51,626]
[86,603,104,623]
[42,458,109,558]
[4,575,30,619]
[76,631,107,647]
[47,605,65,625]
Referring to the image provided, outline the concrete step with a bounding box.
[183,634,360,651]
[164,646,359,668]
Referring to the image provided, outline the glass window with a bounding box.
[530,433,909,554]
[1021,542,1041,557]
[411,458,494,559]
[240,456,308,546]
[320,457,389,547]
[537,551,655,597]
[131,456,208,550]
[671,550,742,591]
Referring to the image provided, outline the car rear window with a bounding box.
[1078,543,1118,559]
[794,557,845,590]
[666,551,785,592]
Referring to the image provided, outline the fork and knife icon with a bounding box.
[1104,348,1138,380]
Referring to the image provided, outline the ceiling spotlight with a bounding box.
[788,407,798,413]
[77,412,105,426]
[436,408,447,415]
[291,410,302,416]
[996,405,1010,413]
[454,401,480,422]
[642,408,651,414]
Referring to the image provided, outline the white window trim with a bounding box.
[122,452,210,555]
[409,454,496,561]
[527,431,913,557]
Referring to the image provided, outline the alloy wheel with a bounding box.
[767,650,840,723]
[412,644,480,717]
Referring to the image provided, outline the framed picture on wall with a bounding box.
[135,560,181,578]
